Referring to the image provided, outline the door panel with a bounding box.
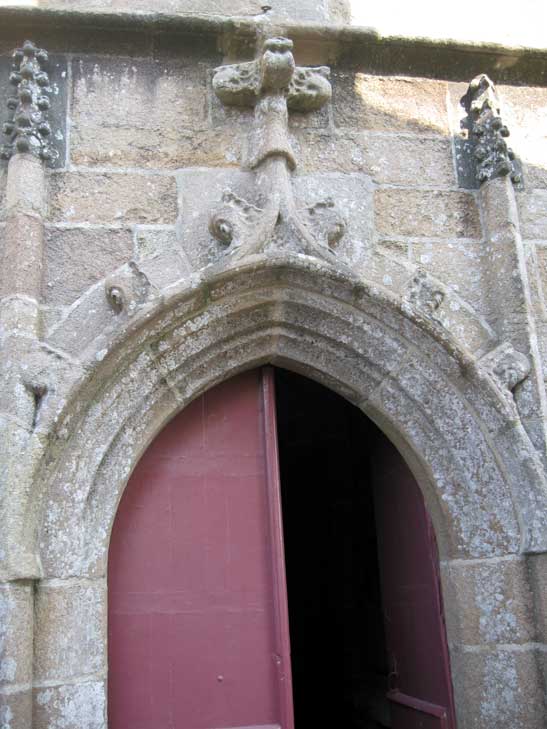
[372,437,457,729]
[108,369,293,729]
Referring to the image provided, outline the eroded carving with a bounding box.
[209,37,342,265]
[105,262,151,315]
[407,270,446,316]
[1,41,56,163]
[461,74,521,186]
[480,342,531,392]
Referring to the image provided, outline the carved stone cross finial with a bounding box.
[208,37,344,264]
[1,41,55,163]
[461,74,521,186]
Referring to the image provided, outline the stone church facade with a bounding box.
[1,2,547,727]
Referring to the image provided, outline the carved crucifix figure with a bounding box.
[209,37,345,263]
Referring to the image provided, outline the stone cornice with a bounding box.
[1,6,547,85]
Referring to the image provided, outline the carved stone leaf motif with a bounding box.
[1,40,56,163]
[479,342,531,392]
[460,74,521,186]
[209,37,344,267]
[105,261,152,315]
[287,66,332,112]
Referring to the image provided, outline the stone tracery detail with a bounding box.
[460,74,521,186]
[210,37,344,264]
[1,41,56,163]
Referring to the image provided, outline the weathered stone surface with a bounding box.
[48,172,178,225]
[0,688,32,729]
[517,190,547,239]
[527,553,547,641]
[375,190,481,238]
[410,240,487,314]
[292,130,366,173]
[441,558,534,645]
[453,647,545,728]
[332,72,449,134]
[0,214,44,299]
[0,167,5,221]
[35,0,265,13]
[43,227,133,306]
[497,83,547,189]
[6,155,45,215]
[34,580,106,682]
[33,681,106,729]
[361,133,455,187]
[0,583,33,686]
[70,56,242,168]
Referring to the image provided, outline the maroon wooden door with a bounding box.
[372,436,457,729]
[108,369,294,729]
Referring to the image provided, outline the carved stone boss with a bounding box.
[461,74,521,187]
[209,37,345,263]
[1,41,55,162]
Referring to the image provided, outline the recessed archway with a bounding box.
[31,256,547,729]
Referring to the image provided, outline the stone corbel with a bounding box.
[479,342,531,394]
[460,74,522,187]
[209,37,345,264]
[1,40,56,162]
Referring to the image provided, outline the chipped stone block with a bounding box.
[34,580,106,682]
[375,189,481,238]
[43,228,133,306]
[48,172,178,225]
[0,583,33,686]
[361,133,455,187]
[332,72,449,135]
[440,557,534,645]
[33,681,106,729]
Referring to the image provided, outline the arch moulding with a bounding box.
[20,252,547,729]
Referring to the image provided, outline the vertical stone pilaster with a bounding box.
[478,176,547,473]
[462,76,547,478]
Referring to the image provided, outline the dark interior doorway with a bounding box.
[275,368,392,729]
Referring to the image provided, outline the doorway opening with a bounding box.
[275,368,391,729]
